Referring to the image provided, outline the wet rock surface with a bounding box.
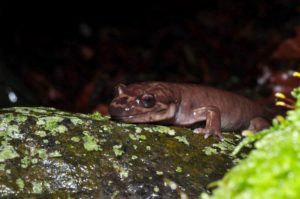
[0,107,243,198]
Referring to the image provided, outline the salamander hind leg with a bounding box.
[247,117,270,132]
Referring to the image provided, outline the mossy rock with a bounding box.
[0,107,243,198]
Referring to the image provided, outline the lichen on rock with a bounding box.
[0,107,242,198]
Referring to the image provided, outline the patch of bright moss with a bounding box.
[113,145,124,157]
[36,116,68,136]
[103,125,113,132]
[144,126,176,136]
[82,131,102,151]
[129,133,147,141]
[0,141,19,162]
[70,117,83,125]
[71,136,80,142]
[176,166,182,173]
[135,127,142,133]
[49,150,62,158]
[36,148,47,159]
[174,136,189,146]
[0,164,5,171]
[131,155,138,160]
[113,163,129,179]
[156,171,163,176]
[44,117,63,130]
[6,124,23,140]
[154,186,160,193]
[21,156,30,168]
[205,87,300,199]
[16,178,25,190]
[89,112,102,120]
[89,111,109,121]
[56,125,68,134]
[15,114,28,123]
[32,181,43,194]
[34,130,47,137]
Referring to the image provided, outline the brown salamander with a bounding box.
[108,82,271,138]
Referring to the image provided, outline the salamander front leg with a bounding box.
[192,106,223,139]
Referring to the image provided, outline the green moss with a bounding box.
[56,125,68,133]
[203,146,218,156]
[0,113,14,122]
[36,119,45,126]
[44,117,62,130]
[90,111,107,121]
[113,163,129,179]
[36,116,69,136]
[16,178,25,190]
[36,148,47,159]
[101,125,113,133]
[129,133,138,141]
[139,135,147,140]
[6,124,21,139]
[49,150,62,157]
[135,127,142,133]
[212,141,235,155]
[15,114,28,123]
[119,169,129,179]
[70,117,83,125]
[118,123,135,127]
[43,139,49,144]
[34,130,47,137]
[131,155,138,160]
[174,136,189,146]
[111,191,120,198]
[0,141,19,162]
[129,133,147,141]
[82,131,102,151]
[71,136,80,142]
[31,158,38,164]
[32,181,43,194]
[156,171,163,175]
[38,116,66,131]
[176,166,182,173]
[144,126,176,136]
[21,156,30,168]
[113,145,124,157]
[206,87,300,199]
[202,135,241,157]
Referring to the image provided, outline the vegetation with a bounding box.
[204,88,300,199]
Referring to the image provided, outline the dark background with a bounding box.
[0,1,300,114]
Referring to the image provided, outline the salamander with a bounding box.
[108,82,271,138]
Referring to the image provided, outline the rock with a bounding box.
[0,107,243,198]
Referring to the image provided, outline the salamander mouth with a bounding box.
[110,108,167,121]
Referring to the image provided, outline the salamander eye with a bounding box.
[140,94,156,108]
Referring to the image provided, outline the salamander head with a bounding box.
[108,82,178,123]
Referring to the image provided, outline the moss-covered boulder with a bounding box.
[0,107,242,198]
